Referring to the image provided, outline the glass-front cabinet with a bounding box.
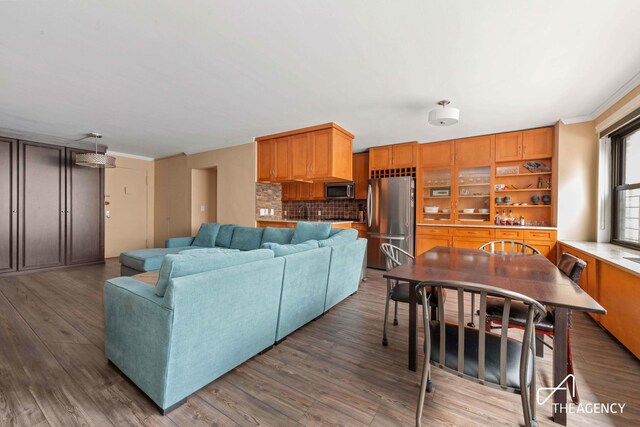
[420,168,453,223]
[455,166,492,224]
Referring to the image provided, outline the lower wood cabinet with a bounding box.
[416,226,557,261]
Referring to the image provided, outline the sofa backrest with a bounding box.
[192,223,221,248]
[261,226,295,245]
[229,226,264,251]
[215,224,237,248]
[155,249,274,296]
[290,221,332,244]
[261,240,319,256]
[318,228,358,247]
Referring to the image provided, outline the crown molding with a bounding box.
[594,91,640,134]
[106,150,155,161]
[560,116,593,125]
[591,71,640,120]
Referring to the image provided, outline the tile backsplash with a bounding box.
[283,199,366,221]
[255,182,365,220]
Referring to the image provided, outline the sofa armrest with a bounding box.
[103,277,174,408]
[165,236,194,248]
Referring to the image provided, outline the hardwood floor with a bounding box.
[0,260,638,426]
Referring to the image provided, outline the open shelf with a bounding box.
[496,172,552,178]
[459,195,490,198]
[495,189,551,193]
[496,204,551,208]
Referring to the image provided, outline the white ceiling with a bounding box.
[1,1,639,158]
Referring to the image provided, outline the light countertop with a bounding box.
[256,218,356,225]
[417,223,557,231]
[559,241,640,277]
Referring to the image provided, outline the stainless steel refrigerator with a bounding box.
[366,176,415,269]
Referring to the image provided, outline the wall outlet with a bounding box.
[269,208,274,216]
[318,210,322,216]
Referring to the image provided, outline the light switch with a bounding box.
[200,205,205,212]
[106,210,111,219]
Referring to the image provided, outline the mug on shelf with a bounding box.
[531,195,540,205]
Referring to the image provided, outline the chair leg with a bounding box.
[382,281,391,346]
[567,331,579,404]
[485,318,492,332]
[467,293,476,327]
[535,333,544,357]
[393,300,399,325]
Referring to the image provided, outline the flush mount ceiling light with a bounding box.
[428,100,460,126]
[75,132,116,168]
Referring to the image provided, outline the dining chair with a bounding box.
[466,241,542,327]
[415,280,545,427]
[484,252,587,404]
[380,243,416,346]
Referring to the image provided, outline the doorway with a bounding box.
[191,167,217,234]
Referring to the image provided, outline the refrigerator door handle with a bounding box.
[367,183,372,227]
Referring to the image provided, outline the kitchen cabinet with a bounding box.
[454,135,494,166]
[351,223,367,238]
[281,182,297,201]
[256,123,353,183]
[415,225,557,262]
[256,221,296,229]
[495,127,553,162]
[257,137,290,182]
[0,138,17,273]
[419,141,453,168]
[369,142,417,172]
[353,152,369,199]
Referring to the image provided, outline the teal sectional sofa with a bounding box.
[105,222,366,413]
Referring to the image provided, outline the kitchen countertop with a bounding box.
[256,218,357,225]
[417,223,557,231]
[559,240,640,278]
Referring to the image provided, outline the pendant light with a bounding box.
[428,100,460,126]
[75,132,116,168]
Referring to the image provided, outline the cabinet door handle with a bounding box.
[12,210,17,213]
[522,145,526,155]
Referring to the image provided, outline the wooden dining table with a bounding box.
[383,246,606,426]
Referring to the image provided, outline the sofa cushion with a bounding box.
[291,222,331,244]
[215,224,237,248]
[229,226,264,251]
[261,240,319,257]
[318,229,358,247]
[191,223,221,248]
[261,226,295,245]
[178,248,239,255]
[155,249,275,296]
[119,247,193,273]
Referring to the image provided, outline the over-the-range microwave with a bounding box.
[325,182,355,199]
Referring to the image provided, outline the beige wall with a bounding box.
[154,143,256,246]
[190,167,217,234]
[104,155,155,257]
[556,121,599,241]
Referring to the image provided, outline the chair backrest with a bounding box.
[557,252,587,283]
[479,240,541,255]
[380,243,414,272]
[416,280,545,390]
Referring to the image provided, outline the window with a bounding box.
[612,118,640,249]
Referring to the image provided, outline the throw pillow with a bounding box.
[215,224,237,248]
[291,221,331,244]
[318,228,358,247]
[191,223,221,248]
[261,226,295,245]
[155,249,274,296]
[261,240,319,257]
[229,226,264,251]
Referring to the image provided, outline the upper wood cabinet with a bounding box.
[495,132,523,162]
[495,127,554,162]
[454,135,494,166]
[522,127,554,159]
[256,123,353,183]
[419,140,453,168]
[353,152,369,199]
[369,142,417,170]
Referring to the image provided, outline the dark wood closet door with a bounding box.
[65,148,104,264]
[18,141,65,270]
[0,138,18,273]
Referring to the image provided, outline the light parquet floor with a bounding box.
[0,260,638,426]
